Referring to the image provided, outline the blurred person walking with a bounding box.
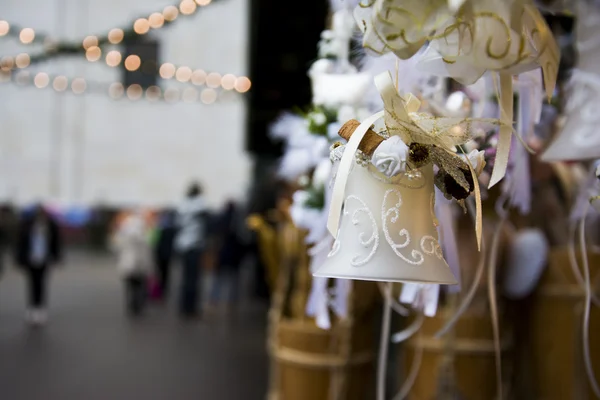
[15,204,62,326]
[175,183,209,319]
[209,200,246,311]
[153,208,177,300]
[112,211,152,317]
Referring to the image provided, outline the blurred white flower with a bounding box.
[290,191,322,230]
[313,159,333,187]
[371,136,408,177]
[311,112,327,126]
[337,105,356,123]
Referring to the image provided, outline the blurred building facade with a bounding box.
[0,0,250,208]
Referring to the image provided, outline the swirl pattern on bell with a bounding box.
[314,160,458,284]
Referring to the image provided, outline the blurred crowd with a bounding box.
[0,180,275,327]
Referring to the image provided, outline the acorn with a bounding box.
[442,167,474,200]
[408,143,430,167]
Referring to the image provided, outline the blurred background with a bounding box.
[0,0,328,399]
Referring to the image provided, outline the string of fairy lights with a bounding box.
[0,0,252,102]
[0,68,245,104]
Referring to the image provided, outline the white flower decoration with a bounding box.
[311,112,327,126]
[371,136,408,178]
[313,159,333,188]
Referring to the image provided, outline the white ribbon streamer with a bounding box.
[327,110,384,237]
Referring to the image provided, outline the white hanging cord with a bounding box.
[578,201,600,398]
[568,222,600,307]
[391,313,425,343]
[392,346,423,400]
[435,199,486,338]
[378,282,410,316]
[487,215,507,400]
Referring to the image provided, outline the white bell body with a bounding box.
[314,162,458,284]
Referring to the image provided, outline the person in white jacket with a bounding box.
[112,211,152,317]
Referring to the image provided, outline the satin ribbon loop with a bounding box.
[327,111,384,237]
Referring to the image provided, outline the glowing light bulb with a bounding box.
[163,5,179,21]
[179,0,197,15]
[34,72,50,88]
[127,84,143,100]
[19,28,35,44]
[0,56,14,71]
[200,88,217,104]
[108,28,124,44]
[159,63,176,79]
[109,82,125,99]
[15,53,30,69]
[175,66,192,82]
[0,21,10,36]
[221,74,236,90]
[206,72,222,88]
[106,50,122,67]
[124,55,141,71]
[191,69,207,85]
[195,0,212,5]
[146,86,162,101]
[234,76,251,93]
[82,36,98,49]
[149,13,165,29]
[85,46,102,62]
[53,76,68,92]
[71,78,86,94]
[134,18,150,35]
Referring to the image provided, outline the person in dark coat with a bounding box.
[153,208,177,299]
[209,200,246,308]
[15,204,62,326]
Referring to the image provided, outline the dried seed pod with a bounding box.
[408,143,430,167]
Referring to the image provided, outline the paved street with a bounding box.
[0,251,269,400]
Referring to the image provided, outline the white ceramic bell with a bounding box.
[314,161,458,284]
[542,0,600,161]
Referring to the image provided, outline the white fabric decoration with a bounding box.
[371,136,408,178]
[502,229,549,299]
[400,283,440,317]
[461,149,486,176]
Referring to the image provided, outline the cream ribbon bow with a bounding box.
[328,72,488,249]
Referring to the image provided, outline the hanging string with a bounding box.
[578,201,600,398]
[377,282,393,400]
[378,282,410,316]
[391,313,425,343]
[435,198,487,338]
[487,214,507,400]
[392,346,423,400]
[568,221,600,307]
